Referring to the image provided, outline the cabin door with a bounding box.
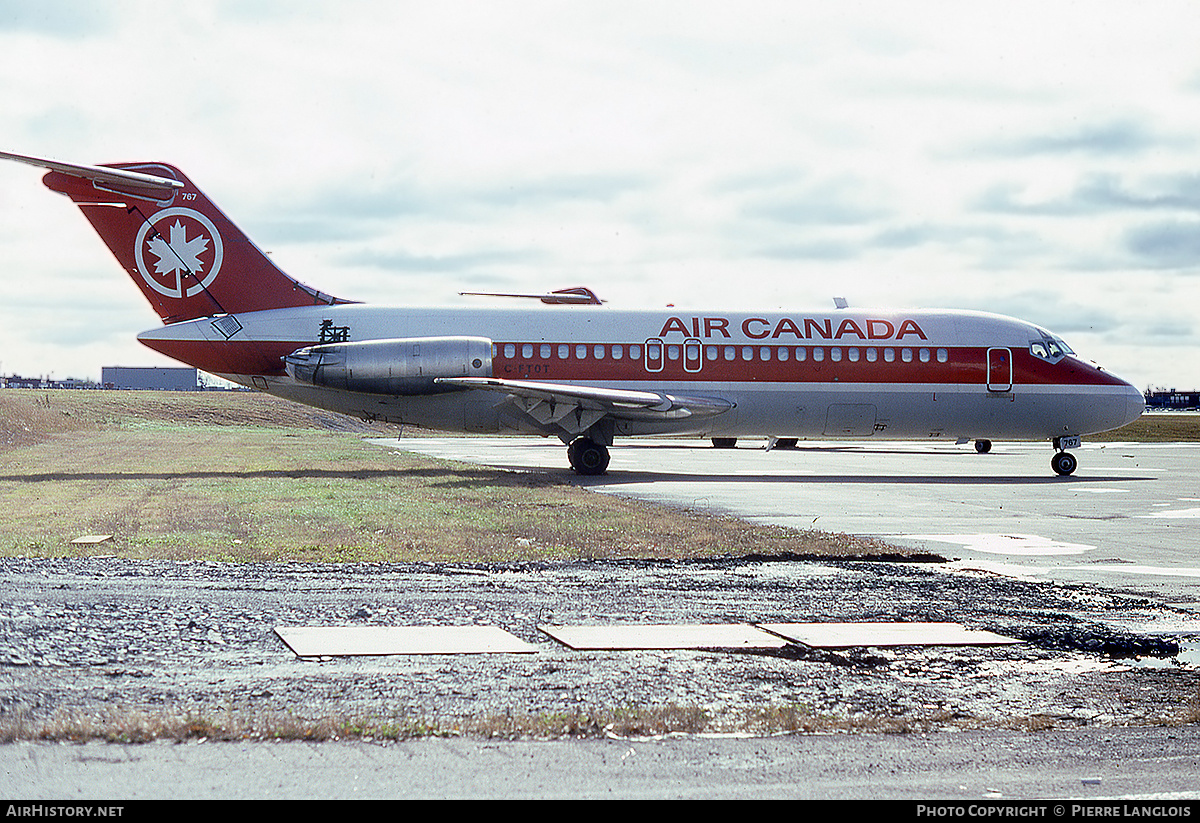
[987,347,1013,392]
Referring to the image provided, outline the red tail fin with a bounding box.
[3,152,350,323]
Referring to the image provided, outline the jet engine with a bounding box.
[283,336,493,395]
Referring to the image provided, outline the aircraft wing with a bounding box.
[435,376,733,433]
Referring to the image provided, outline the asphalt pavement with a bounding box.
[387,436,1200,616]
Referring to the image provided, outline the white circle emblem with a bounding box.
[134,207,224,299]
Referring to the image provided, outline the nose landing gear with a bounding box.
[1051,436,1081,476]
[1051,450,1078,476]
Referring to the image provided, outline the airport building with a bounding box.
[1145,390,1200,410]
[101,366,200,391]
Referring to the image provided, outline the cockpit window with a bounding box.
[1030,335,1074,363]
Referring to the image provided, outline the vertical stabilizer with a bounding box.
[1,151,351,323]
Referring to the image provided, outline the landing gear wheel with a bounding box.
[711,438,738,449]
[975,439,992,454]
[1051,451,1078,476]
[567,438,610,476]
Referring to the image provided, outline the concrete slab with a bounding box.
[275,625,538,657]
[539,623,791,650]
[760,622,1021,649]
[70,534,112,545]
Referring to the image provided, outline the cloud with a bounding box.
[1124,220,1200,270]
[981,120,1162,157]
[978,173,1200,217]
[0,0,113,36]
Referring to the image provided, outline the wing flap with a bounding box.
[435,376,733,427]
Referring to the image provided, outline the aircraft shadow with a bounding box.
[581,471,1152,487]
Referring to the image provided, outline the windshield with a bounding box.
[1030,335,1074,362]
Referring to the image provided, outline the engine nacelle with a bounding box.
[283,336,493,395]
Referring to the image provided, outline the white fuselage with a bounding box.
[137,303,1145,443]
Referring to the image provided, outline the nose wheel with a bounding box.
[1051,450,1078,476]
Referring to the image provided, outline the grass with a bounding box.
[1091,412,1200,442]
[6,686,1199,743]
[0,390,1193,563]
[0,389,894,563]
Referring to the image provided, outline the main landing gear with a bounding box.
[567,437,610,476]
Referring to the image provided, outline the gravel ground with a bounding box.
[0,555,1195,736]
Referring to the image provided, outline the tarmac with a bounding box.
[388,436,1200,616]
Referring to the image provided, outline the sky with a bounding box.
[1,0,1199,390]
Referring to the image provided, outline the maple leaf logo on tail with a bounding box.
[148,220,209,279]
[133,207,224,299]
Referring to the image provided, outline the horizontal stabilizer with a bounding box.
[0,150,183,200]
[460,286,605,305]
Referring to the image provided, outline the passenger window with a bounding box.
[759,347,771,361]
[576,345,588,359]
[724,346,736,361]
[777,347,789,362]
[741,347,754,361]
[540,344,551,359]
[558,344,569,359]
[848,348,860,362]
[884,348,895,363]
[866,348,878,362]
[830,347,842,362]
[795,347,807,361]
[522,344,533,358]
[937,348,948,363]
[612,345,623,360]
[813,348,825,362]
[504,343,516,358]
[594,345,605,359]
[647,343,661,361]
[902,348,913,362]
[919,348,930,363]
[667,345,680,360]
[706,346,719,361]
[629,345,641,360]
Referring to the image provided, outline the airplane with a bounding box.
[1,150,1145,477]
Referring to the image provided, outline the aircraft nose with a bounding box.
[1121,381,1146,428]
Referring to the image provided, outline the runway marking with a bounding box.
[896,533,1095,556]
[1140,507,1200,519]
[275,625,538,657]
